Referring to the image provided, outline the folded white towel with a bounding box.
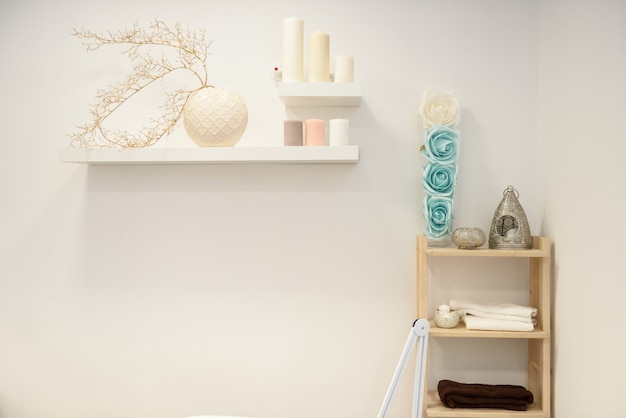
[455,308,535,323]
[449,299,537,319]
[462,315,535,332]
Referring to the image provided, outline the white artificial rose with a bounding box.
[419,89,460,128]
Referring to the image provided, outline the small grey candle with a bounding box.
[284,120,303,146]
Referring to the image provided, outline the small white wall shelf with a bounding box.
[59,82,363,165]
[58,145,359,165]
[278,82,362,106]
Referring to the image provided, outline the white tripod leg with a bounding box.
[377,318,430,418]
[411,318,429,418]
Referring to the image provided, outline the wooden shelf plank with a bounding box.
[426,391,547,418]
[426,237,549,258]
[428,321,548,339]
[58,145,359,165]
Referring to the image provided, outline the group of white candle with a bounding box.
[284,118,349,146]
[282,17,354,83]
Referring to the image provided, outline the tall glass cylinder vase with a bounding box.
[418,89,461,247]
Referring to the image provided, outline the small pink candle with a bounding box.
[305,119,325,146]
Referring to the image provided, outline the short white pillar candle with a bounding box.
[334,55,354,82]
[329,118,349,146]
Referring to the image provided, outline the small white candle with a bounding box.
[334,55,354,82]
[438,304,450,313]
[329,118,349,146]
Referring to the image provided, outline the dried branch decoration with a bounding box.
[70,20,212,148]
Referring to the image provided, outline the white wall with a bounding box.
[538,1,626,417]
[2,0,612,417]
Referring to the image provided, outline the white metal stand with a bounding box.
[377,318,430,418]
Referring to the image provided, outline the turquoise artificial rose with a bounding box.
[423,195,454,240]
[422,125,460,165]
[423,162,456,197]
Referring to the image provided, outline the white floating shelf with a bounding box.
[278,82,362,106]
[59,146,359,165]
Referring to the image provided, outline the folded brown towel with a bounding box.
[438,379,534,411]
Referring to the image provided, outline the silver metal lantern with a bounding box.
[488,185,532,249]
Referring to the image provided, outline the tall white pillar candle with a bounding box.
[282,17,304,82]
[334,55,354,82]
[308,30,330,82]
[329,119,349,146]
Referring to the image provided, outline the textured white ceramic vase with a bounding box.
[183,86,248,147]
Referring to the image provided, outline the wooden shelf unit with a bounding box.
[417,235,551,418]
